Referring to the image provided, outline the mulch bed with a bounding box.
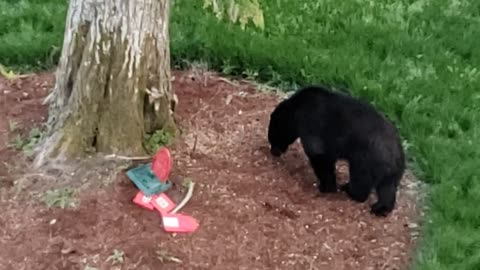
[0,70,422,270]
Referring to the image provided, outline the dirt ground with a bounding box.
[0,70,423,270]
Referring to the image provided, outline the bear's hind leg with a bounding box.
[371,179,398,216]
[308,155,337,193]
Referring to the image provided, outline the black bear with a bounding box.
[268,85,405,216]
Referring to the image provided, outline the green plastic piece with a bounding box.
[126,163,172,196]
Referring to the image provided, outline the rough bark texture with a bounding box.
[35,0,176,167]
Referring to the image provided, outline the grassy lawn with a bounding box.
[0,0,65,70]
[1,0,480,269]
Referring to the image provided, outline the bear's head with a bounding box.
[268,100,297,157]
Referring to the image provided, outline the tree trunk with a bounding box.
[35,0,176,167]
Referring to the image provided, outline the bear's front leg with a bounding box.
[308,154,337,193]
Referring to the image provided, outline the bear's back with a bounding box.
[287,86,385,130]
[287,86,402,163]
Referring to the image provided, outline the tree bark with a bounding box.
[35,0,176,167]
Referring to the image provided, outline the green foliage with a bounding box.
[11,135,26,150]
[0,0,66,69]
[10,127,43,156]
[203,0,264,30]
[2,0,480,269]
[144,129,174,154]
[43,188,76,209]
[0,63,19,79]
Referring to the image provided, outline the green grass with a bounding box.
[1,0,480,269]
[0,0,65,70]
[43,188,76,209]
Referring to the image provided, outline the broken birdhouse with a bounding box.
[126,163,172,196]
[127,147,199,233]
[126,147,173,196]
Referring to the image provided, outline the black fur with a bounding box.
[268,86,405,216]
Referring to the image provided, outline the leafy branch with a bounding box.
[203,0,265,31]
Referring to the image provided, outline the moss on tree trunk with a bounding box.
[35,0,176,167]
